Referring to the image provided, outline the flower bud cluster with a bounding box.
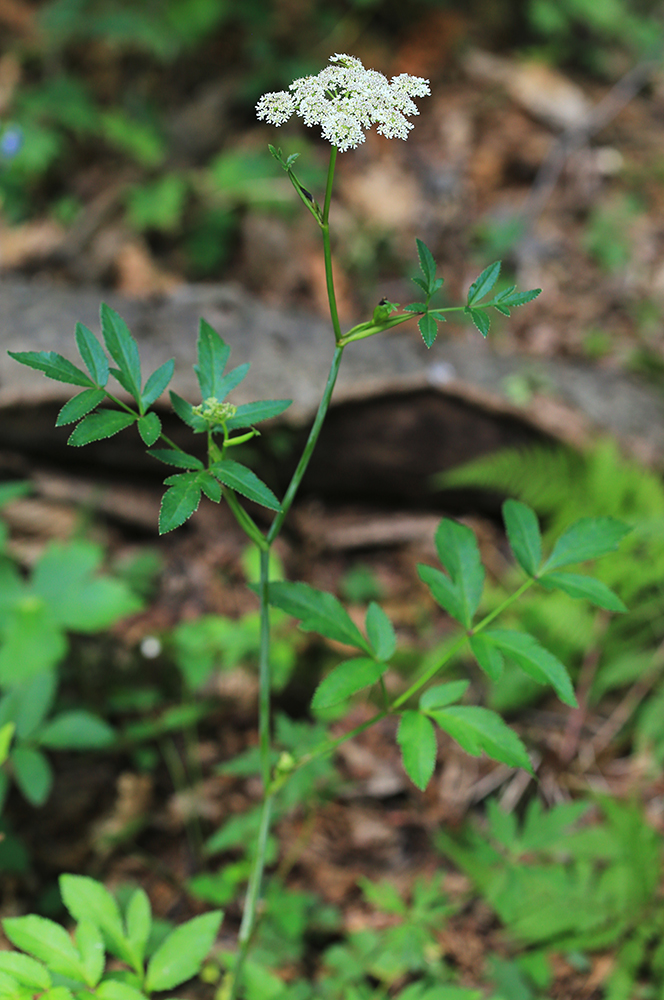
[192,398,237,424]
[256,53,430,152]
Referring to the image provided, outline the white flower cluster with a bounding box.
[256,53,430,152]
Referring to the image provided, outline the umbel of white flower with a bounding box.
[256,53,431,152]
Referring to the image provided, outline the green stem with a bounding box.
[258,547,272,789]
[267,343,344,544]
[321,146,342,344]
[224,488,268,550]
[223,793,274,1000]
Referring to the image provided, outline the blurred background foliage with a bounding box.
[0,0,661,283]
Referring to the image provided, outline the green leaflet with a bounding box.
[8,350,94,387]
[398,711,437,790]
[144,911,223,992]
[194,319,231,400]
[100,304,142,402]
[75,323,109,387]
[502,498,542,576]
[67,410,136,446]
[539,571,627,612]
[543,516,631,571]
[55,389,106,427]
[481,629,577,707]
[312,657,387,710]
[211,459,280,511]
[266,581,370,652]
[430,705,533,772]
[466,261,501,306]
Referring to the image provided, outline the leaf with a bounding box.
[466,307,490,338]
[215,363,251,402]
[365,602,396,661]
[2,915,84,980]
[483,629,577,707]
[539,572,627,612]
[466,261,501,305]
[147,448,203,470]
[75,323,109,386]
[417,564,465,625]
[0,953,51,991]
[144,911,222,992]
[418,312,438,348]
[0,598,66,684]
[311,657,387,710]
[75,922,104,988]
[96,983,146,1000]
[430,705,533,772]
[11,747,52,806]
[99,304,142,401]
[59,875,131,968]
[266,581,370,652]
[56,389,106,427]
[169,391,207,432]
[225,399,292,430]
[68,410,136,446]
[13,671,57,740]
[8,350,94,387]
[488,287,542,312]
[33,540,141,632]
[125,888,151,966]
[141,358,174,409]
[211,459,280,511]
[137,412,161,446]
[199,473,222,503]
[397,711,437,790]
[37,711,115,749]
[469,633,504,680]
[194,319,231,400]
[159,481,202,534]
[503,499,542,576]
[415,238,436,288]
[433,518,485,627]
[420,680,470,711]
[543,517,631,572]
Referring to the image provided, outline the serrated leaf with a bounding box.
[430,705,532,772]
[141,358,174,409]
[410,276,429,296]
[147,448,203,470]
[2,916,84,981]
[37,711,115,749]
[397,711,437,790]
[225,399,292,430]
[125,888,151,966]
[483,629,577,706]
[211,459,280,511]
[265,581,370,651]
[489,287,542,310]
[144,911,222,992]
[60,875,135,970]
[539,572,627,612]
[467,261,501,305]
[434,519,484,627]
[0,953,51,991]
[469,633,504,680]
[365,602,396,661]
[503,499,542,576]
[543,517,631,572]
[56,389,106,427]
[99,304,142,401]
[403,301,427,312]
[418,564,465,624]
[416,238,436,286]
[11,747,52,805]
[418,312,438,348]
[169,391,207,432]
[75,922,104,988]
[75,323,109,387]
[466,307,490,337]
[194,319,231,400]
[8,350,94,387]
[215,363,251,401]
[199,473,222,503]
[108,366,136,397]
[68,410,136,446]
[311,657,387,710]
[137,412,161,446]
[159,482,202,534]
[420,680,470,710]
